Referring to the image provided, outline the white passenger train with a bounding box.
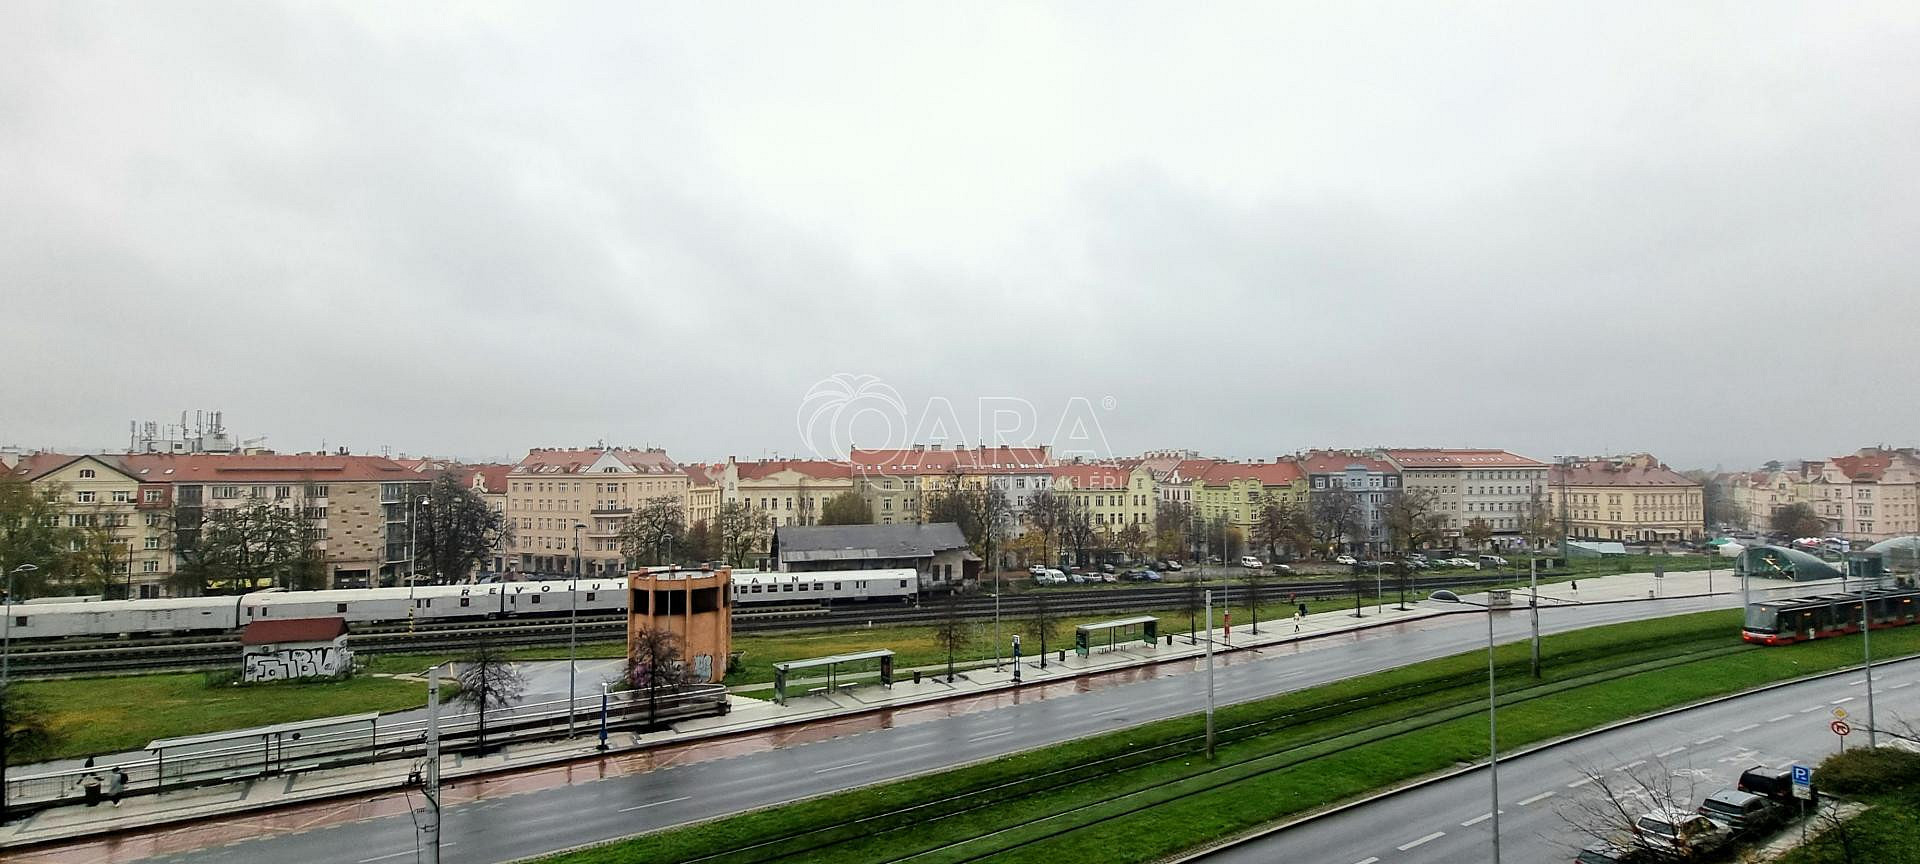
[2,568,920,640]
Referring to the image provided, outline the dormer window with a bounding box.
[79,468,96,479]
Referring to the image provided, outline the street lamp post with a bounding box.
[407,497,425,633]
[570,522,585,736]
[1431,589,1500,864]
[1854,554,1879,748]
[2,562,40,825]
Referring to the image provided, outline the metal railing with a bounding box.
[7,683,727,812]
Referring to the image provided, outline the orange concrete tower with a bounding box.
[626,566,733,683]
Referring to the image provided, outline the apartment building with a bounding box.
[506,448,686,576]
[1188,460,1307,542]
[1801,448,1920,544]
[1729,470,1796,533]
[1548,454,1703,543]
[849,445,1053,525]
[721,458,857,528]
[11,453,176,597]
[683,464,722,528]
[1049,463,1157,531]
[1299,450,1401,554]
[1159,459,1224,509]
[1383,449,1549,547]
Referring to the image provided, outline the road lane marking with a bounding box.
[1894,682,1915,690]
[1832,697,1855,705]
[1799,706,1823,714]
[1733,724,1760,733]
[1353,858,1380,864]
[1694,735,1724,745]
[1658,747,1687,757]
[969,730,1016,743]
[812,760,872,774]
[1767,715,1792,723]
[1617,760,1647,771]
[1518,791,1555,806]
[1089,706,1128,717]
[1462,812,1492,826]
[617,796,691,812]
[1567,777,1595,789]
[1398,832,1445,850]
[359,844,454,863]
[1848,679,1865,686]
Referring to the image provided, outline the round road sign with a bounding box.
[1831,720,1852,737]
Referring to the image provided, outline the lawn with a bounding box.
[10,672,442,765]
[537,612,1920,864]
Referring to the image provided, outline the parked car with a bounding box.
[1447,557,1480,569]
[1269,563,1293,574]
[1100,563,1117,574]
[1099,572,1118,583]
[1165,560,1183,571]
[1240,556,1263,569]
[1335,555,1357,565]
[1028,564,1047,576]
[1697,789,1787,837]
[1736,765,1800,803]
[1121,568,1153,582]
[1143,570,1163,581]
[1631,807,1732,858]
[1479,555,1508,567]
[1067,572,1088,584]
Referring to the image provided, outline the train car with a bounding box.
[4,595,247,639]
[732,569,918,606]
[494,578,629,618]
[1742,588,1920,645]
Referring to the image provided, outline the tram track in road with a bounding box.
[591,629,1751,864]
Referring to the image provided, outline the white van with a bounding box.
[1240,556,1263,569]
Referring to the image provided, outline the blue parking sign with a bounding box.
[1792,765,1812,785]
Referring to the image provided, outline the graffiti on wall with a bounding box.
[244,643,354,682]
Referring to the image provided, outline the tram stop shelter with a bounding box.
[1075,616,1158,657]
[772,649,894,705]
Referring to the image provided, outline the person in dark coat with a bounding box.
[109,766,128,806]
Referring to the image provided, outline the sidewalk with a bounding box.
[0,568,1819,850]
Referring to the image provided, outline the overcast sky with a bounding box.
[5,2,1917,470]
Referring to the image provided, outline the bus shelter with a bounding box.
[772,649,894,705]
[1075,616,1158,658]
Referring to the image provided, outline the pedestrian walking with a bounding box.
[1297,602,1308,618]
[109,766,128,806]
[1570,579,1577,592]
[1293,609,1303,631]
[81,770,103,807]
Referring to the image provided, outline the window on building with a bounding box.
[142,560,159,573]
[75,490,96,503]
[111,490,130,503]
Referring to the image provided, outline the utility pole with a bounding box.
[1529,557,1541,679]
[423,664,443,864]
[1204,588,1215,759]
[1858,555,1879,748]
[569,523,584,736]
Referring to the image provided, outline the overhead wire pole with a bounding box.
[569,522,584,736]
[1529,556,1541,679]
[423,664,442,864]
[1859,555,1878,748]
[1204,588,1216,759]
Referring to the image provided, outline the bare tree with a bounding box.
[1556,757,1717,859]
[456,642,526,753]
[1240,565,1266,634]
[1464,517,1494,552]
[932,591,970,682]
[1251,494,1306,563]
[627,626,695,726]
[1027,589,1057,668]
[417,472,512,584]
[716,501,770,567]
[1024,489,1068,567]
[0,476,89,598]
[1382,488,1445,554]
[1518,489,1556,550]
[618,496,685,567]
[1062,502,1098,569]
[1310,487,1362,557]
[1182,574,1204,644]
[175,500,325,594]
[1772,502,1826,539]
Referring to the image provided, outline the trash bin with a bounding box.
[912,670,922,684]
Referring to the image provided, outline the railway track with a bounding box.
[2,572,1544,677]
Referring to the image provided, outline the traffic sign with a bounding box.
[1831,720,1853,737]
[1792,764,1813,800]
[1833,707,1849,720]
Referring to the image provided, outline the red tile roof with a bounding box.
[1548,460,1697,487]
[732,459,855,481]
[512,448,681,475]
[1383,449,1546,469]
[1298,451,1399,475]
[9,453,99,481]
[1196,460,1305,486]
[849,446,1051,471]
[463,464,513,493]
[1166,459,1225,483]
[115,454,426,484]
[682,464,718,486]
[241,617,348,645]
